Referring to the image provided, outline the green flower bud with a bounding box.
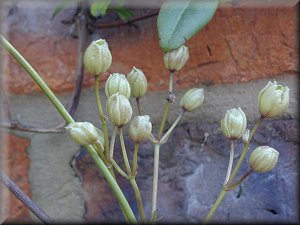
[164,45,189,71]
[180,88,204,112]
[258,81,289,118]
[129,115,152,143]
[105,73,131,99]
[83,39,112,75]
[106,93,132,127]
[127,67,148,98]
[221,108,247,140]
[65,122,98,145]
[248,146,279,173]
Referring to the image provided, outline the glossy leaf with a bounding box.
[157,0,219,51]
[115,8,134,21]
[90,0,111,17]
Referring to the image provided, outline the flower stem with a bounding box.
[151,143,160,214]
[136,98,142,116]
[204,117,263,223]
[119,128,132,175]
[110,127,117,159]
[160,110,184,143]
[95,75,110,160]
[225,169,253,191]
[0,35,137,223]
[224,140,235,185]
[129,178,146,222]
[111,159,129,179]
[132,143,139,176]
[157,103,170,139]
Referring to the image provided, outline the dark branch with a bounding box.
[0,170,54,224]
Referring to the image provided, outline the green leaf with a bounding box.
[157,0,219,51]
[51,0,75,20]
[114,8,134,21]
[90,0,111,17]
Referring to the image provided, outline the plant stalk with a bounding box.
[151,143,160,214]
[224,140,235,185]
[119,128,132,175]
[129,178,146,222]
[132,143,139,176]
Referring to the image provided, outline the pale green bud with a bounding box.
[83,39,112,75]
[180,88,204,112]
[65,122,98,145]
[105,73,131,99]
[258,81,289,118]
[248,146,279,173]
[106,93,132,127]
[127,67,148,98]
[221,108,247,140]
[164,45,189,71]
[242,129,250,143]
[129,115,152,143]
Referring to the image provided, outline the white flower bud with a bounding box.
[65,122,98,146]
[127,67,148,98]
[83,39,112,75]
[258,81,289,118]
[221,108,247,140]
[105,73,131,99]
[129,115,152,143]
[248,146,279,173]
[164,45,189,71]
[242,129,250,143]
[106,93,132,127]
[180,88,204,112]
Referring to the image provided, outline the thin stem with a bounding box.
[136,98,142,116]
[157,103,170,139]
[224,140,235,185]
[132,143,139,176]
[203,188,227,224]
[168,71,174,93]
[95,75,110,160]
[129,178,146,222]
[1,35,137,223]
[119,128,132,175]
[160,111,184,143]
[151,143,160,214]
[204,117,263,223]
[0,171,54,224]
[111,159,129,179]
[225,169,253,191]
[228,117,263,183]
[110,127,118,159]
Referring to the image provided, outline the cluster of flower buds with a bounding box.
[164,45,189,71]
[83,39,112,75]
[221,108,247,140]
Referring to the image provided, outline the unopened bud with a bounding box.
[65,122,98,146]
[258,81,289,118]
[106,93,132,127]
[242,129,250,143]
[105,73,131,99]
[249,146,279,173]
[180,88,204,112]
[83,39,112,75]
[129,115,152,143]
[164,45,189,71]
[221,108,247,140]
[127,67,148,98]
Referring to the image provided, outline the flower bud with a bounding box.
[106,93,132,127]
[65,122,98,146]
[105,73,131,99]
[164,45,189,71]
[221,108,247,140]
[258,81,289,118]
[129,115,152,143]
[83,39,112,75]
[248,146,279,173]
[180,88,204,112]
[242,129,250,143]
[127,67,148,98]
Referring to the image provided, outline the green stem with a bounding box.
[160,111,184,143]
[110,127,117,159]
[111,159,129,179]
[95,75,110,160]
[203,188,227,224]
[119,128,132,175]
[224,169,253,191]
[224,140,235,185]
[1,35,137,223]
[136,98,142,116]
[129,178,146,222]
[151,143,160,214]
[204,117,263,223]
[132,143,139,176]
[157,103,170,139]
